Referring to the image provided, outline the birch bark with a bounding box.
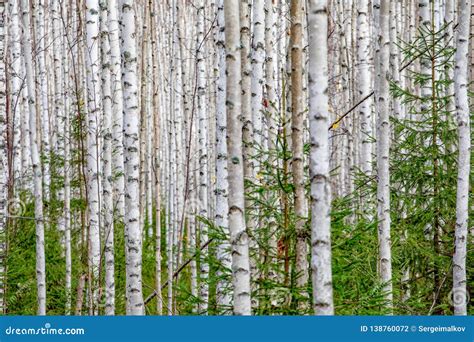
[0,0,6,315]
[308,0,334,315]
[149,0,163,315]
[121,0,145,315]
[375,0,393,311]
[85,0,102,314]
[108,0,125,220]
[8,0,22,189]
[215,0,232,310]
[290,0,309,306]
[100,0,115,315]
[225,0,251,315]
[20,0,47,315]
[356,0,373,174]
[240,0,254,193]
[196,0,209,313]
[251,0,265,153]
[35,0,51,201]
[61,0,72,314]
[453,0,470,316]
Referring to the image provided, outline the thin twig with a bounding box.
[144,238,214,305]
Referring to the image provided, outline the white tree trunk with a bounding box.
[418,0,432,114]
[307,0,334,316]
[240,0,254,199]
[35,0,51,201]
[251,0,265,151]
[356,0,374,174]
[85,0,102,314]
[149,0,163,315]
[444,0,455,118]
[51,0,63,207]
[108,0,125,220]
[20,0,47,315]
[8,0,22,191]
[0,0,6,315]
[264,0,279,303]
[453,0,470,316]
[100,0,115,315]
[196,0,209,314]
[225,0,251,316]
[290,0,309,307]
[121,0,145,315]
[215,0,232,311]
[375,0,393,311]
[60,0,72,314]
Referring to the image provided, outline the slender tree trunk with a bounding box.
[20,0,47,315]
[150,0,163,316]
[35,0,51,202]
[290,0,309,309]
[375,0,393,312]
[224,0,251,316]
[444,0,455,117]
[452,0,470,316]
[251,0,265,154]
[51,0,63,211]
[356,0,374,175]
[9,0,23,193]
[264,0,279,306]
[121,0,145,315]
[85,0,102,315]
[100,0,115,315]
[307,0,334,316]
[0,0,6,315]
[418,0,431,114]
[215,0,232,311]
[196,0,209,314]
[61,0,72,314]
[240,0,255,241]
[108,0,125,220]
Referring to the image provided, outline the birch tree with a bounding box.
[452,0,470,316]
[418,0,432,112]
[196,0,209,313]
[8,0,23,190]
[121,0,145,315]
[225,0,251,316]
[356,0,373,174]
[0,0,6,315]
[149,0,163,315]
[60,0,72,314]
[20,0,46,315]
[85,0,102,314]
[215,0,232,310]
[290,0,309,305]
[307,0,334,316]
[100,0,115,315]
[375,0,393,311]
[35,0,51,201]
[108,0,125,219]
[251,0,265,152]
[240,0,254,219]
